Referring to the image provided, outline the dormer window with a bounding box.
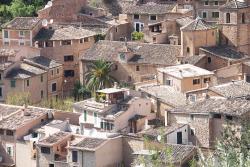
[226,13,230,23]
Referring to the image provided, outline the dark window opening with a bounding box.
[6,130,14,136]
[45,41,53,47]
[204,77,211,83]
[226,13,230,23]
[187,47,190,53]
[61,40,71,45]
[226,115,233,120]
[213,114,221,119]
[190,129,195,136]
[27,80,30,87]
[208,57,212,63]
[134,14,139,19]
[136,66,140,71]
[193,79,200,85]
[150,15,157,20]
[0,129,4,135]
[41,147,50,154]
[52,83,57,92]
[64,70,75,77]
[84,38,89,42]
[64,55,74,62]
[212,12,219,18]
[72,151,78,162]
[242,13,245,24]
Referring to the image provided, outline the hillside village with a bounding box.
[0,0,249,166]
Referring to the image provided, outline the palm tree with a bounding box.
[73,80,90,101]
[85,59,116,92]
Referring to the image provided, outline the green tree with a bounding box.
[36,97,74,112]
[85,59,116,92]
[73,80,90,101]
[132,31,144,41]
[8,0,35,17]
[6,92,31,106]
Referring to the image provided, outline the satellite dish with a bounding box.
[42,19,48,27]
[49,19,54,24]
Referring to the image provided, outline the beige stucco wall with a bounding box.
[16,141,36,167]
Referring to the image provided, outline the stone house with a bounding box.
[0,104,51,166]
[218,0,250,56]
[1,17,42,47]
[167,98,250,148]
[157,64,214,92]
[194,0,226,23]
[80,40,181,85]
[34,25,97,95]
[73,87,155,133]
[180,17,217,57]
[37,0,87,23]
[23,56,64,99]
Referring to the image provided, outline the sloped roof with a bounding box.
[125,3,176,14]
[34,26,97,41]
[176,16,194,27]
[221,0,248,9]
[170,98,250,116]
[69,137,107,151]
[82,40,181,65]
[24,56,62,70]
[181,17,215,31]
[2,17,41,30]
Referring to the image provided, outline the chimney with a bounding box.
[114,82,118,89]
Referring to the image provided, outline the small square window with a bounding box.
[193,79,200,85]
[10,80,16,88]
[84,38,89,42]
[226,115,233,121]
[134,14,139,19]
[204,77,211,83]
[136,66,140,71]
[213,114,221,119]
[41,147,50,154]
[6,130,14,136]
[150,15,157,20]
[202,12,207,18]
[204,1,209,5]
[19,31,25,37]
[61,40,71,45]
[214,1,218,5]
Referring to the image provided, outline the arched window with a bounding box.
[242,13,245,24]
[226,13,230,23]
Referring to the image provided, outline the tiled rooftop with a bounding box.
[5,63,46,79]
[170,98,250,116]
[158,64,214,79]
[0,106,50,130]
[24,56,62,69]
[210,80,250,98]
[0,62,14,71]
[221,0,248,9]
[69,137,107,151]
[38,132,71,146]
[181,54,207,65]
[125,3,176,14]
[140,85,187,107]
[34,26,97,41]
[82,40,181,65]
[0,104,21,118]
[0,48,17,57]
[181,17,215,31]
[2,17,41,30]
[200,46,246,60]
[176,16,194,27]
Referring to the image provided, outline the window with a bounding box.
[0,87,2,97]
[114,64,118,70]
[6,130,14,136]
[0,73,2,80]
[45,41,53,47]
[84,110,87,122]
[204,1,209,5]
[49,164,54,167]
[72,151,78,162]
[64,55,74,62]
[214,1,218,5]
[94,112,98,125]
[226,13,230,23]
[51,70,54,76]
[204,77,210,83]
[6,145,13,156]
[115,27,118,32]
[165,79,172,86]
[41,75,43,82]
[190,128,195,136]
[226,115,233,121]
[52,83,57,92]
[84,37,89,42]
[41,147,50,154]
[187,47,190,53]
[193,79,200,85]
[0,129,4,135]
[61,40,71,45]
[213,114,221,119]
[4,30,8,38]
[41,90,44,98]
[80,38,84,43]
[136,65,140,71]
[10,80,16,88]
[57,68,59,74]
[212,12,219,18]
[150,15,157,20]
[208,57,211,63]
[189,94,196,102]
[134,14,139,19]
[19,31,25,37]
[26,79,30,87]
[64,70,75,77]
[190,115,194,121]
[242,13,245,24]
[202,11,207,18]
